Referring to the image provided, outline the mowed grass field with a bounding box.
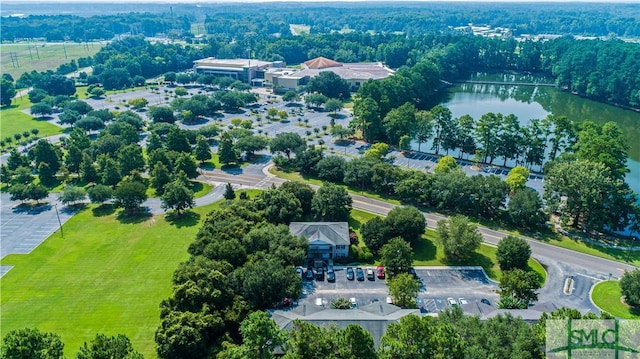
[0,194,256,358]
[591,280,640,319]
[1,97,63,145]
[0,42,103,80]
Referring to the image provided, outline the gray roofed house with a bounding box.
[289,222,350,262]
[270,301,421,348]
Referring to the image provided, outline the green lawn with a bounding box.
[0,192,260,358]
[348,210,546,284]
[270,167,401,205]
[0,42,103,80]
[0,97,63,151]
[412,229,546,284]
[591,281,640,319]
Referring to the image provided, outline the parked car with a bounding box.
[350,297,357,309]
[346,267,354,280]
[356,267,365,281]
[376,265,385,279]
[305,268,314,281]
[409,267,418,279]
[386,296,393,304]
[366,267,375,281]
[481,298,491,306]
[316,268,324,281]
[458,298,468,305]
[447,297,458,307]
[327,269,335,282]
[295,266,304,279]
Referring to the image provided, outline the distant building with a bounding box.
[192,58,284,85]
[194,56,394,89]
[289,222,350,262]
[268,56,395,90]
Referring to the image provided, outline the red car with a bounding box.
[376,266,385,279]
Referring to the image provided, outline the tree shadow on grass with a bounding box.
[413,237,437,262]
[116,208,152,224]
[92,203,116,217]
[166,210,201,228]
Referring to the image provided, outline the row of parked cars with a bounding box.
[345,266,386,281]
[297,266,336,282]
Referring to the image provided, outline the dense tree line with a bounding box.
[0,328,142,359]
[3,2,638,42]
[155,181,353,358]
[200,2,640,38]
[1,13,190,42]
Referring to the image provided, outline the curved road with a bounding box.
[197,163,638,313]
[200,165,636,276]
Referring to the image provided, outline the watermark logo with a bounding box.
[546,319,640,358]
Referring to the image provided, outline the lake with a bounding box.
[432,72,640,197]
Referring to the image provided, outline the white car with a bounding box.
[386,296,393,304]
[350,297,358,309]
[458,298,468,305]
[447,297,458,307]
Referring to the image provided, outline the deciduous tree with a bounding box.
[0,328,64,359]
[77,333,143,359]
[496,235,531,271]
[389,273,420,308]
[620,269,640,307]
[436,215,482,261]
[499,269,541,305]
[161,180,195,215]
[58,185,86,205]
[311,183,352,221]
[380,237,414,278]
[385,206,426,246]
[87,184,113,204]
[114,178,147,213]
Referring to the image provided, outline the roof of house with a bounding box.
[295,61,395,81]
[289,222,350,247]
[270,301,421,347]
[303,56,343,69]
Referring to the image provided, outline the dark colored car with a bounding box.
[409,267,418,279]
[356,267,365,281]
[346,267,355,280]
[376,266,385,279]
[295,267,304,279]
[481,298,491,306]
[305,268,314,281]
[327,270,335,282]
[316,268,324,281]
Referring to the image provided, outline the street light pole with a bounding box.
[54,204,64,238]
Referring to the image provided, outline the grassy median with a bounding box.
[591,280,640,319]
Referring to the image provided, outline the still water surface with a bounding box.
[436,72,640,196]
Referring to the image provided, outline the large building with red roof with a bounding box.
[193,56,394,90]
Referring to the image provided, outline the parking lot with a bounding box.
[0,193,77,276]
[299,266,499,315]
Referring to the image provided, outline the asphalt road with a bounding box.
[201,166,623,313]
[200,166,637,281]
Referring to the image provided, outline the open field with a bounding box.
[0,97,63,150]
[0,192,268,358]
[591,280,640,319]
[0,42,103,80]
